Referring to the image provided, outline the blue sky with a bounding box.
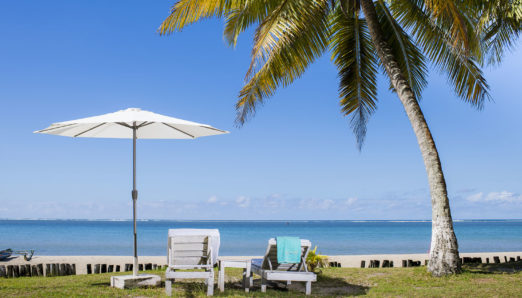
[0,0,521,220]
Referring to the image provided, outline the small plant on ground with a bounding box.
[306,246,329,273]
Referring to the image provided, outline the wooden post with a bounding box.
[494,256,500,264]
[19,265,26,277]
[94,264,100,274]
[37,264,43,277]
[31,265,38,276]
[7,265,14,278]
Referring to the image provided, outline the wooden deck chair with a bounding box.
[250,238,316,295]
[165,229,219,296]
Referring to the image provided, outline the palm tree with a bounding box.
[159,0,521,276]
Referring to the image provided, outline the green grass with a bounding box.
[0,263,521,297]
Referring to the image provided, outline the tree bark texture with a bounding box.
[359,0,461,276]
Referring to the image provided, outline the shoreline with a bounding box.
[1,252,520,275]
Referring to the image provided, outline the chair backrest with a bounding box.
[261,238,311,271]
[168,234,212,267]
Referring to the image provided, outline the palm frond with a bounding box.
[330,8,379,149]
[224,0,281,47]
[376,0,427,100]
[236,0,330,124]
[423,0,474,52]
[391,0,490,108]
[477,0,522,65]
[159,0,239,34]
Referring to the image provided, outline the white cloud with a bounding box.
[345,197,358,206]
[466,191,522,203]
[319,199,334,210]
[207,196,218,203]
[235,196,250,208]
[466,192,483,202]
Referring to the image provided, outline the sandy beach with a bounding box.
[2,252,521,275]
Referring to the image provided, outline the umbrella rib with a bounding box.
[74,122,107,137]
[199,125,228,133]
[36,123,77,133]
[162,123,195,138]
[137,122,154,128]
[116,122,133,129]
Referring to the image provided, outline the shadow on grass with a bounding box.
[219,274,369,296]
[90,282,110,286]
[314,274,369,296]
[463,261,522,274]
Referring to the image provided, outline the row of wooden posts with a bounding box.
[0,263,168,278]
[86,263,166,274]
[0,264,75,278]
[360,255,521,268]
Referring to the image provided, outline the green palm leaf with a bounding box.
[236,0,330,124]
[391,0,490,107]
[330,8,378,148]
[159,0,240,34]
[376,0,427,100]
[224,0,281,47]
[478,0,522,65]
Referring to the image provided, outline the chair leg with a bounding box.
[207,271,214,296]
[261,276,267,293]
[165,280,172,296]
[207,278,214,296]
[242,267,250,293]
[305,281,312,295]
[218,267,224,292]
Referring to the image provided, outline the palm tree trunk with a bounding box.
[359,0,461,276]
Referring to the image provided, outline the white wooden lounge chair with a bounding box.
[250,238,317,295]
[165,229,220,296]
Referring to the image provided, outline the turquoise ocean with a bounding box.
[1,220,521,256]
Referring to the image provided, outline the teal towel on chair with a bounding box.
[276,236,301,264]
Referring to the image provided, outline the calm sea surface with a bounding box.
[1,220,521,256]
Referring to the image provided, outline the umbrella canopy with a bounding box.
[35,108,228,276]
[36,107,227,139]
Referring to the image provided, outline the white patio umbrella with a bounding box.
[35,108,228,276]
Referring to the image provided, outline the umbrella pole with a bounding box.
[132,125,138,276]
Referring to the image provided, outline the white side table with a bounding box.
[218,259,252,293]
